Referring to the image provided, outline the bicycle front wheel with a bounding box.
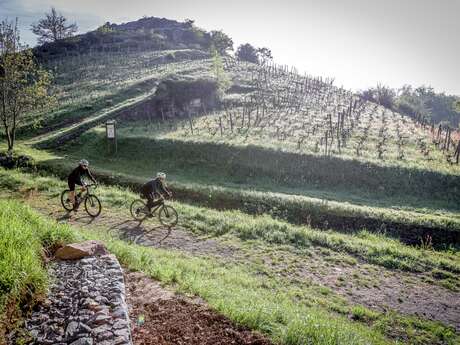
[61,190,73,211]
[130,199,147,221]
[85,195,102,217]
[159,205,178,227]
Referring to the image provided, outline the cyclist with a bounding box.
[140,172,172,216]
[68,159,97,211]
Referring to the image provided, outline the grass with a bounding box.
[1,169,458,344]
[0,200,75,337]
[66,220,460,345]
[0,167,458,285]
[30,128,460,248]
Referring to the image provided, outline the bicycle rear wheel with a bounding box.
[159,205,178,227]
[130,199,148,221]
[85,194,102,217]
[60,190,73,211]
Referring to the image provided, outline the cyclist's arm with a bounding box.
[159,181,171,197]
[86,169,97,183]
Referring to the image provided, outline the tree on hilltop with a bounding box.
[236,43,259,63]
[236,44,273,64]
[1,19,53,152]
[31,7,78,44]
[210,30,233,55]
[257,47,273,64]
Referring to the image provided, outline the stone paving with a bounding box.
[25,254,132,345]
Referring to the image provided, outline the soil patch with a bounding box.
[125,271,272,345]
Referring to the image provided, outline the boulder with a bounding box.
[56,241,109,260]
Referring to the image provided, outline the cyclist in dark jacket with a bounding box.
[68,159,97,210]
[140,172,172,213]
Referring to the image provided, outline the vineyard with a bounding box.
[2,15,460,345]
[164,60,460,173]
[22,49,214,133]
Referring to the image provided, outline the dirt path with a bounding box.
[27,91,155,147]
[258,247,460,330]
[26,193,460,331]
[125,271,271,345]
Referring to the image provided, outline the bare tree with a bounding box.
[31,7,78,44]
[1,19,53,152]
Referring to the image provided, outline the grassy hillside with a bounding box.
[1,168,459,344]
[0,200,75,340]
[1,15,460,343]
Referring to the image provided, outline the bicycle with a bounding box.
[61,184,102,217]
[130,196,178,227]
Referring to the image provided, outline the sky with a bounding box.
[1,0,459,95]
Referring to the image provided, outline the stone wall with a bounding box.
[26,243,132,345]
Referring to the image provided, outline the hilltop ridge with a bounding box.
[33,16,214,60]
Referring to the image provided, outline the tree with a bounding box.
[31,7,78,44]
[97,22,114,33]
[359,85,395,109]
[236,43,259,63]
[211,48,231,97]
[455,100,460,113]
[1,19,53,152]
[375,84,396,109]
[257,47,273,64]
[210,30,233,55]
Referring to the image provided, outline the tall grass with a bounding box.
[0,200,75,321]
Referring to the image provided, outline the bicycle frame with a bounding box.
[149,199,165,215]
[77,184,97,199]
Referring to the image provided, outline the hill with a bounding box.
[1,16,460,345]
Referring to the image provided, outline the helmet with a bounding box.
[156,172,166,179]
[79,159,89,166]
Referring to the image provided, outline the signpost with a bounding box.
[106,120,117,154]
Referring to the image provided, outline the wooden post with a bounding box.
[188,109,194,135]
[455,140,460,164]
[106,120,117,154]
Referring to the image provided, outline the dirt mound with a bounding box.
[125,272,271,345]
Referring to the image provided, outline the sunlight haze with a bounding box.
[2,0,459,94]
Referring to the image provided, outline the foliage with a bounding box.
[31,7,78,44]
[364,84,460,127]
[0,19,53,152]
[397,85,460,127]
[0,199,75,334]
[212,48,231,97]
[236,43,259,63]
[96,22,115,33]
[360,84,396,109]
[257,47,273,64]
[210,30,233,54]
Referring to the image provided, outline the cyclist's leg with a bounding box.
[68,179,76,206]
[150,194,164,208]
[73,182,84,210]
[145,193,155,212]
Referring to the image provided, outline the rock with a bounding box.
[24,252,132,345]
[56,241,109,260]
[65,321,80,340]
[113,335,130,345]
[70,337,93,345]
[97,330,114,341]
[93,314,112,325]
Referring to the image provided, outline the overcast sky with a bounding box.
[1,0,459,95]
